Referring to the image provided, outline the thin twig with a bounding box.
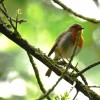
[69,82,76,94]
[73,90,79,100]
[1,2,7,12]
[27,52,51,100]
[93,0,100,7]
[75,61,100,77]
[0,5,16,31]
[57,61,88,85]
[88,85,100,88]
[53,0,100,24]
[15,11,18,30]
[12,18,27,24]
[70,63,78,76]
[70,63,88,85]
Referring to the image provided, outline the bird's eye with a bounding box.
[78,27,84,30]
[72,26,78,30]
[72,26,77,29]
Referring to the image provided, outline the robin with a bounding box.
[45,24,84,77]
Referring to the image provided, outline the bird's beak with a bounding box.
[81,27,84,30]
[79,27,84,30]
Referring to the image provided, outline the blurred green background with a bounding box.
[0,0,100,100]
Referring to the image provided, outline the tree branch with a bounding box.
[58,61,88,85]
[27,52,51,100]
[0,23,100,99]
[75,61,100,77]
[52,0,100,24]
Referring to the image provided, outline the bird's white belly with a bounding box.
[61,45,81,58]
[54,44,81,59]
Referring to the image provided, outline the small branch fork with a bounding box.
[0,2,26,30]
[75,61,100,77]
[0,1,100,100]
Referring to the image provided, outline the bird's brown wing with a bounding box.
[48,31,67,56]
[48,42,58,56]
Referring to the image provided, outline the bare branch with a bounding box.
[0,4,16,31]
[89,85,100,88]
[52,0,100,24]
[75,61,100,77]
[72,90,79,100]
[27,52,51,100]
[93,0,100,6]
[57,61,88,85]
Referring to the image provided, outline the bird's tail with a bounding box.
[45,56,59,77]
[45,69,52,77]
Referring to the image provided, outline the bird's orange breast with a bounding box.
[71,30,84,48]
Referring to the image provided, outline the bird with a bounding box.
[45,23,84,77]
